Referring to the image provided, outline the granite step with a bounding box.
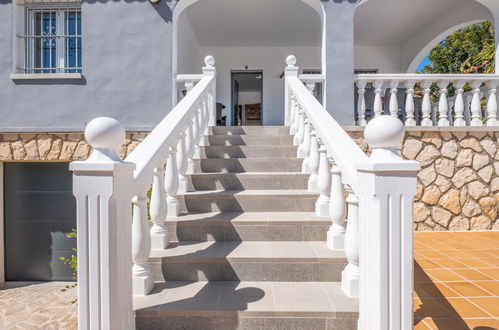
[210,126,290,136]
[165,212,330,242]
[200,158,303,173]
[201,145,297,159]
[206,134,293,146]
[149,241,346,282]
[181,190,318,212]
[189,172,309,191]
[134,281,358,330]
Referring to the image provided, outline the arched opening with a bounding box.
[173,0,324,125]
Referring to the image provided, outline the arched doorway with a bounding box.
[173,0,324,125]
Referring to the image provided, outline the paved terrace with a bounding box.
[0,232,497,330]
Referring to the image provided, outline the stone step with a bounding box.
[166,212,330,242]
[210,126,290,136]
[134,281,358,330]
[189,172,309,190]
[149,241,346,282]
[200,158,303,173]
[202,145,297,159]
[206,134,293,146]
[181,190,318,212]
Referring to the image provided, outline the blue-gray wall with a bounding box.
[0,0,175,132]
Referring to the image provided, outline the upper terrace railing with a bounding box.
[286,55,420,330]
[355,74,499,127]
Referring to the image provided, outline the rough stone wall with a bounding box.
[0,132,147,161]
[348,129,499,231]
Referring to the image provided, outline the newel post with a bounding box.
[285,55,299,126]
[202,55,217,127]
[356,116,420,330]
[70,117,135,330]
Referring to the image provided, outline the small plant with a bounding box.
[60,228,78,291]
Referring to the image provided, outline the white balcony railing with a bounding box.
[70,56,216,329]
[355,74,499,127]
[286,56,420,330]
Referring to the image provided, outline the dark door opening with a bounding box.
[231,71,263,126]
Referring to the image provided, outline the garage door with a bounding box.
[4,162,76,281]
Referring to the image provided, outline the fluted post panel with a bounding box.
[453,80,466,126]
[70,117,135,329]
[202,56,217,127]
[315,143,331,217]
[285,55,299,126]
[356,116,420,330]
[150,166,169,249]
[342,187,359,297]
[470,80,484,126]
[404,80,416,126]
[357,80,368,126]
[421,80,433,126]
[301,120,312,173]
[487,81,499,126]
[307,130,320,192]
[165,146,180,217]
[327,162,346,250]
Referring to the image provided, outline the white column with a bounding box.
[202,56,217,127]
[70,117,135,329]
[150,166,169,249]
[404,80,416,126]
[357,80,368,126]
[177,131,189,193]
[307,130,320,192]
[388,80,399,118]
[486,81,499,126]
[165,146,180,217]
[132,189,153,296]
[373,80,384,117]
[327,162,346,250]
[470,80,484,126]
[453,80,466,126]
[357,116,420,330]
[284,55,299,126]
[421,80,433,126]
[301,120,312,173]
[437,80,450,126]
[315,144,331,217]
[341,187,359,297]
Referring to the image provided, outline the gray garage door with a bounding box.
[4,162,76,281]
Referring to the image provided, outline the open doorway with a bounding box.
[231,71,263,126]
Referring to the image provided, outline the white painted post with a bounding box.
[357,80,368,126]
[315,143,331,217]
[177,131,189,193]
[150,166,169,249]
[453,80,466,126]
[470,80,484,126]
[342,187,360,297]
[388,80,399,118]
[327,162,346,250]
[404,80,416,126]
[285,55,299,126]
[437,80,450,126]
[165,146,180,217]
[486,81,499,126]
[421,80,433,126]
[356,116,420,330]
[373,80,384,117]
[202,56,217,127]
[301,120,312,173]
[307,130,320,192]
[70,117,135,329]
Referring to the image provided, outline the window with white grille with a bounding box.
[17,0,81,74]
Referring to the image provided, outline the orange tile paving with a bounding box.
[414,231,499,329]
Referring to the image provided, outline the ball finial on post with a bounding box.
[286,55,297,67]
[204,55,216,68]
[85,117,125,162]
[364,115,405,161]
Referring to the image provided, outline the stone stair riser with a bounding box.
[183,196,317,212]
[210,126,291,135]
[202,146,297,158]
[206,135,294,146]
[200,159,303,173]
[190,173,309,190]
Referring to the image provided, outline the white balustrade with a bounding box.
[132,189,153,295]
[288,56,419,330]
[150,166,169,249]
[355,74,499,126]
[301,120,312,173]
[307,130,320,192]
[177,131,189,193]
[165,146,180,217]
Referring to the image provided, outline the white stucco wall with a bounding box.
[177,13,203,74]
[355,45,402,73]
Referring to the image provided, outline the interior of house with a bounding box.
[231,71,263,125]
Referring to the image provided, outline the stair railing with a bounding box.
[70,56,216,330]
[285,55,420,330]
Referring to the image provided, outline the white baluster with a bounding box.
[453,80,466,126]
[342,188,359,297]
[421,80,433,126]
[186,118,197,175]
[199,100,207,147]
[301,120,312,173]
[184,81,195,94]
[486,81,498,126]
[291,103,301,139]
[306,81,316,94]
[192,110,201,159]
[389,80,399,118]
[470,80,483,126]
[373,80,384,117]
[203,96,211,137]
[315,143,331,217]
[404,80,416,126]
[177,131,189,193]
[294,109,305,150]
[357,80,368,126]
[437,80,450,126]
[132,189,153,296]
[165,146,180,217]
[307,130,320,192]
[327,162,346,250]
[289,95,297,134]
[150,166,169,249]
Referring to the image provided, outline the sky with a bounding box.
[417,55,432,72]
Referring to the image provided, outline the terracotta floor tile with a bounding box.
[462,250,495,259]
[435,298,491,318]
[439,250,471,258]
[424,318,469,330]
[477,269,499,281]
[456,258,495,268]
[469,298,499,317]
[444,282,493,297]
[463,317,499,329]
[419,250,451,259]
[433,259,469,269]
[425,269,465,282]
[415,259,443,269]
[480,258,499,267]
[415,282,462,298]
[414,298,457,319]
[413,320,432,330]
[474,281,499,296]
[451,269,495,281]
